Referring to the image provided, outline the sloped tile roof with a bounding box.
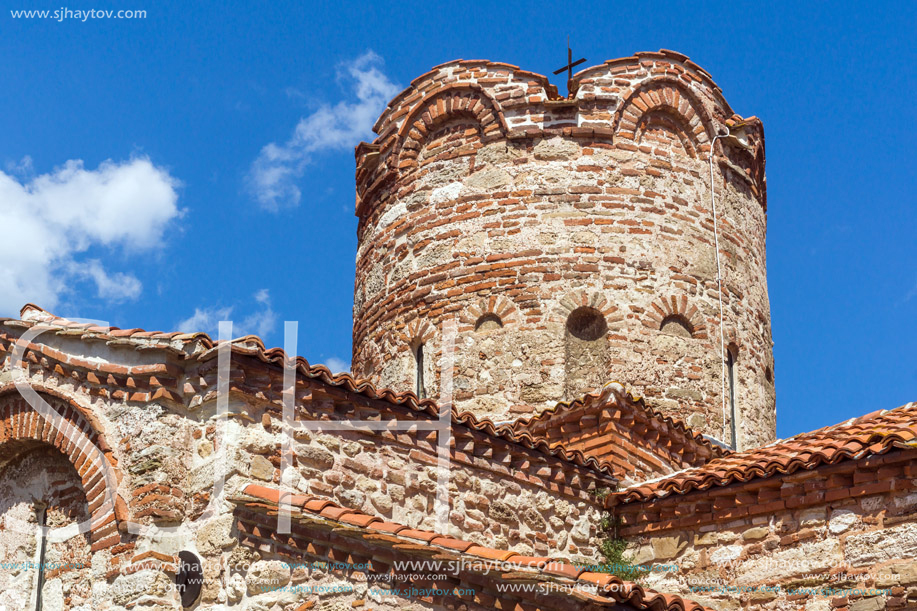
[236,484,715,611]
[616,402,917,503]
[6,304,615,477]
[514,383,723,454]
[512,382,727,465]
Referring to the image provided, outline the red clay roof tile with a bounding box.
[615,402,917,503]
[430,537,476,552]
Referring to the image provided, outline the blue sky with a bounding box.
[1,0,913,438]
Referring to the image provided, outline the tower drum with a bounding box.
[352,51,774,449]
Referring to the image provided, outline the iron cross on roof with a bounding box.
[553,38,586,97]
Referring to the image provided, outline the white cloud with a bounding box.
[0,156,181,314]
[900,278,917,306]
[66,260,143,302]
[176,305,234,336]
[324,357,351,374]
[239,289,277,338]
[248,50,400,210]
[177,289,277,339]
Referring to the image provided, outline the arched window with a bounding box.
[564,306,608,398]
[565,307,608,341]
[474,313,503,332]
[660,314,693,338]
[414,343,425,399]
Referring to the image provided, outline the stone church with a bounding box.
[0,50,914,611]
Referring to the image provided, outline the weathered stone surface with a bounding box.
[734,539,842,585]
[533,137,580,161]
[249,454,274,481]
[652,535,688,560]
[849,597,885,611]
[197,514,237,555]
[742,527,770,541]
[846,523,917,566]
[226,572,246,603]
[828,509,858,534]
[296,444,335,469]
[245,561,291,596]
[488,500,517,524]
[371,491,393,513]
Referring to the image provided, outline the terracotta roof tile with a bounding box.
[465,546,518,561]
[542,561,584,580]
[338,513,381,528]
[236,484,714,611]
[510,555,552,568]
[303,499,334,513]
[397,529,440,543]
[318,506,352,520]
[429,537,475,552]
[615,403,917,503]
[366,521,406,535]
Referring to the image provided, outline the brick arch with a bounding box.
[549,289,620,326]
[645,295,708,339]
[395,85,507,170]
[0,385,127,549]
[459,295,519,332]
[614,79,713,156]
[400,318,435,349]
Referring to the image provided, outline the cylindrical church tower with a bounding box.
[351,50,774,449]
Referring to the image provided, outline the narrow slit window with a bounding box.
[727,349,737,449]
[415,344,425,399]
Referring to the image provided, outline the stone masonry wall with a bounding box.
[352,52,774,449]
[611,449,917,611]
[221,356,614,564]
[0,315,620,608]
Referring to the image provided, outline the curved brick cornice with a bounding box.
[373,59,559,135]
[512,382,727,467]
[570,50,734,116]
[394,83,507,169]
[614,78,714,156]
[549,288,623,326]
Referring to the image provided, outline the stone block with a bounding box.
[849,597,885,611]
[651,535,688,560]
[245,560,291,596]
[846,523,917,567]
[249,455,274,481]
[742,527,770,541]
